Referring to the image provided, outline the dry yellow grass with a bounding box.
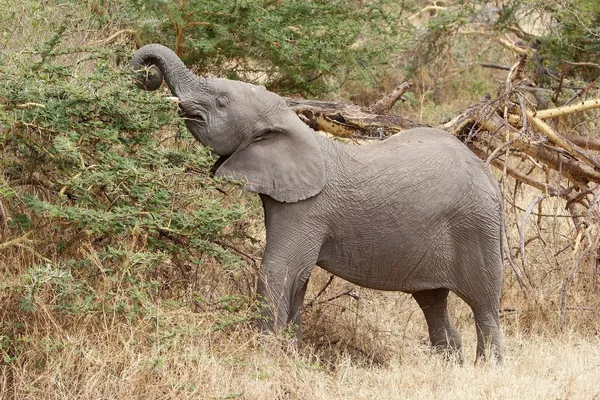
[1,292,600,400]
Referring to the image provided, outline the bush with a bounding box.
[0,28,254,362]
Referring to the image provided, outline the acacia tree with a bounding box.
[126,0,406,97]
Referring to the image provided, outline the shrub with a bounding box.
[0,27,253,362]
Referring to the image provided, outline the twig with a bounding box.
[497,37,529,55]
[368,82,411,114]
[305,274,335,308]
[562,61,600,70]
[564,76,600,106]
[504,230,530,290]
[480,63,511,71]
[305,288,359,308]
[565,306,595,311]
[499,307,518,315]
[487,93,528,167]
[0,232,32,250]
[88,29,137,46]
[559,273,568,330]
[0,102,46,110]
[0,232,52,263]
[519,194,547,269]
[213,239,259,270]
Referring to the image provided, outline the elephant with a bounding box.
[130,44,504,362]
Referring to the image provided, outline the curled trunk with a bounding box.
[130,44,199,96]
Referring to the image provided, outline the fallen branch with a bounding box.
[536,97,600,120]
[286,98,419,138]
[526,109,600,171]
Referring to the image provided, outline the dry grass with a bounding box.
[2,287,600,400]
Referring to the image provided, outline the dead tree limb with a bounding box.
[536,98,600,119]
[368,82,411,114]
[286,98,420,138]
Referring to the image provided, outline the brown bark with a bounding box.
[286,98,420,138]
[368,82,411,114]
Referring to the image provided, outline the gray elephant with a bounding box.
[131,44,504,362]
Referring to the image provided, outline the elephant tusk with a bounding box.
[166,96,180,103]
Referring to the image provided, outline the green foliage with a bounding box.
[0,28,249,333]
[125,0,404,97]
[532,0,600,80]
[2,49,242,242]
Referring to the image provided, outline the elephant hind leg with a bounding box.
[455,274,504,362]
[471,306,503,363]
[412,288,463,362]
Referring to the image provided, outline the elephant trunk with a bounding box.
[130,44,200,97]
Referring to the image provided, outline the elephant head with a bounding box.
[130,44,325,203]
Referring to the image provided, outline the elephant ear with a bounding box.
[214,129,325,203]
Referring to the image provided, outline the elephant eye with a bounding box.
[216,95,230,108]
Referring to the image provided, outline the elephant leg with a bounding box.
[455,264,504,362]
[470,304,503,363]
[412,288,463,362]
[287,278,310,340]
[256,247,316,336]
[256,270,289,333]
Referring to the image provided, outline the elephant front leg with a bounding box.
[255,268,291,333]
[287,278,310,340]
[255,254,315,337]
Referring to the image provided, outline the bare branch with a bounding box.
[480,63,511,71]
[368,82,411,114]
[497,37,529,55]
[536,98,600,119]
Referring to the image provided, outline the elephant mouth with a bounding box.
[178,110,206,124]
[177,100,207,124]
